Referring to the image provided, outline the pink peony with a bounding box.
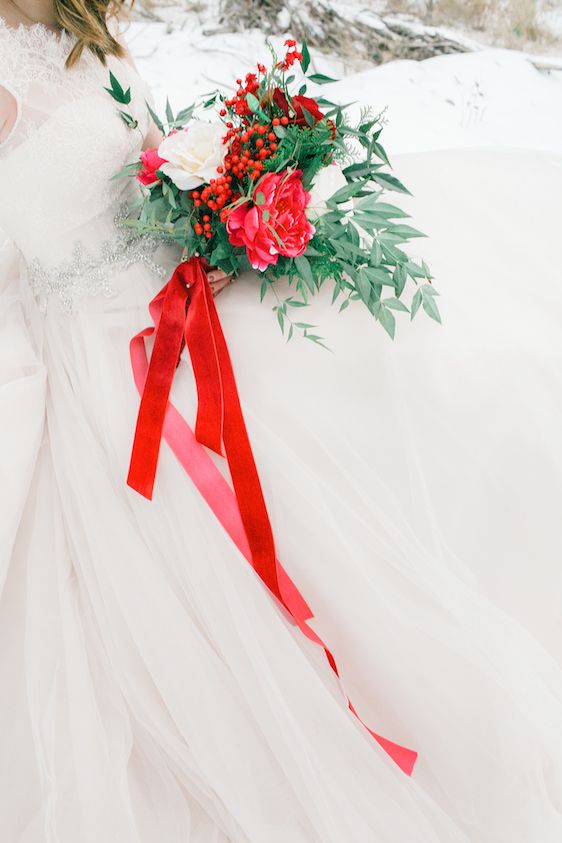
[226,170,315,271]
[137,147,167,186]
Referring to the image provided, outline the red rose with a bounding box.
[272,88,324,126]
[226,169,315,271]
[137,147,167,186]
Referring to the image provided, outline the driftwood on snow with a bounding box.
[218,0,474,65]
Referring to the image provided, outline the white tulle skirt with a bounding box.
[2,149,562,843]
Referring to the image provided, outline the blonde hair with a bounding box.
[54,0,133,67]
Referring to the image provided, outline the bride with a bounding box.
[1,0,562,840]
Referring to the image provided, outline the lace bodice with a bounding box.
[0,17,160,306]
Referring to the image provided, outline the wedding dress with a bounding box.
[1,18,562,843]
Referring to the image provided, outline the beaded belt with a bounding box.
[27,229,166,313]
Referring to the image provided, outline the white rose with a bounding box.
[306,163,352,220]
[158,122,227,191]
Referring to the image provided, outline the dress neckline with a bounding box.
[0,14,70,44]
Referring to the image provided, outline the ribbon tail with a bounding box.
[127,271,189,499]
[184,264,281,598]
[181,260,225,454]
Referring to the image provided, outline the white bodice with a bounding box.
[0,18,162,308]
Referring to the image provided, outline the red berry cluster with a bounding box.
[191,173,234,238]
[278,39,303,71]
[226,122,282,182]
[221,72,260,119]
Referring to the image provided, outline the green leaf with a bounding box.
[161,180,178,209]
[411,289,422,320]
[165,98,174,125]
[276,308,285,334]
[246,92,261,113]
[110,161,142,181]
[260,279,268,302]
[331,238,368,263]
[363,266,394,286]
[342,161,383,180]
[146,101,164,133]
[329,180,366,205]
[382,242,408,263]
[293,255,316,293]
[387,224,426,239]
[105,72,131,105]
[210,241,232,263]
[301,39,311,74]
[370,202,410,218]
[372,141,390,166]
[356,268,371,303]
[421,285,442,323]
[353,212,392,231]
[109,71,124,97]
[394,263,407,296]
[307,72,339,85]
[359,118,378,134]
[372,172,412,195]
[378,304,396,339]
[405,260,426,279]
[255,191,266,206]
[384,296,409,313]
[174,105,195,126]
[118,111,138,129]
[300,105,316,127]
[370,239,382,266]
[304,333,328,348]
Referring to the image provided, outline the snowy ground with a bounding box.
[127,19,562,157]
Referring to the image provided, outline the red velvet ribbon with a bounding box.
[127,257,418,775]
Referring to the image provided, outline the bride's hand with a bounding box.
[206,267,235,297]
[181,249,234,296]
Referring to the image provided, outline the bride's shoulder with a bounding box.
[0,16,33,78]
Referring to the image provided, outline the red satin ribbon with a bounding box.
[127,257,418,775]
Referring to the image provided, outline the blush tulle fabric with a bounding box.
[1,18,562,843]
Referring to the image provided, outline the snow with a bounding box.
[328,49,562,155]
[126,18,562,157]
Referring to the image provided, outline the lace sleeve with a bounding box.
[0,25,23,149]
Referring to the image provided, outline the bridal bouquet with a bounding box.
[108,39,440,343]
[108,43,424,775]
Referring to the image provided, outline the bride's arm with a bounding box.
[142,117,163,152]
[115,35,163,150]
[0,85,18,145]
